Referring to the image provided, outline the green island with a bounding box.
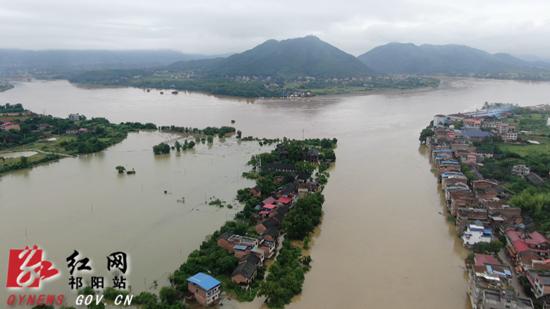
[70,70,439,98]
[423,103,550,308]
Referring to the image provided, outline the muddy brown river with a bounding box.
[2,78,550,308]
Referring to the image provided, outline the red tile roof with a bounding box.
[277,196,292,204]
[262,204,277,210]
[506,230,521,242]
[262,197,276,205]
[512,240,529,253]
[506,229,549,247]
[474,254,500,267]
[527,232,548,246]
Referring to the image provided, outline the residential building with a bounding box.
[512,165,531,177]
[448,190,476,217]
[217,233,259,253]
[259,240,276,258]
[461,128,492,141]
[68,113,83,121]
[187,272,222,306]
[526,271,550,299]
[473,254,512,282]
[0,122,20,131]
[472,180,500,201]
[457,208,489,232]
[502,131,518,142]
[433,114,449,127]
[464,118,482,128]
[479,289,533,309]
[463,224,492,247]
[468,269,533,309]
[256,218,280,235]
[262,162,296,174]
[505,229,550,272]
[231,254,262,286]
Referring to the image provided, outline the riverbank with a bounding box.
[422,103,550,308]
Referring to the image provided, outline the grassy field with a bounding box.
[0,135,76,174]
[497,110,550,157]
[499,139,550,157]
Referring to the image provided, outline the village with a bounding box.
[424,103,550,308]
[177,139,336,308]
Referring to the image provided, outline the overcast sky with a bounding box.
[1,0,550,58]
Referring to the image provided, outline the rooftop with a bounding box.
[187,272,221,291]
[461,128,492,138]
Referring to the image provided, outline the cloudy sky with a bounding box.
[1,0,550,58]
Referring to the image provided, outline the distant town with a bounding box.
[423,103,550,308]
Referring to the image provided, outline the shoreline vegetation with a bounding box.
[421,103,550,308]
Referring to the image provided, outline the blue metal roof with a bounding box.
[187,272,221,291]
[440,160,459,165]
[461,128,492,138]
[233,244,248,251]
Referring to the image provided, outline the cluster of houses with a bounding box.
[0,121,21,131]
[433,105,518,143]
[218,175,320,286]
[0,112,90,134]
[428,108,550,308]
[0,108,32,131]
[185,144,325,306]
[186,180,320,306]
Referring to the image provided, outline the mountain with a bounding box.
[170,36,372,78]
[0,49,211,77]
[358,43,550,75]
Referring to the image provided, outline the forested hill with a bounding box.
[358,43,550,77]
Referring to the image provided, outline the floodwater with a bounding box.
[2,79,550,308]
[0,132,266,302]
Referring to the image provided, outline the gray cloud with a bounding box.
[1,0,550,58]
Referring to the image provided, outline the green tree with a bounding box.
[153,143,171,155]
[115,165,126,174]
[419,127,434,144]
[159,286,179,305]
[134,291,159,307]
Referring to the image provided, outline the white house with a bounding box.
[433,114,449,127]
[462,224,492,247]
